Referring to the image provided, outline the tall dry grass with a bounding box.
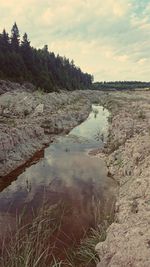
[0,202,65,267]
[0,198,115,267]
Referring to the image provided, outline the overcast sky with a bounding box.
[0,0,150,81]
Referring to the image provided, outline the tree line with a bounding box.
[92,81,150,90]
[0,23,93,92]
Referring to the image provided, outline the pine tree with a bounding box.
[21,33,30,48]
[43,45,48,53]
[21,33,33,81]
[0,29,10,52]
[11,22,20,51]
[0,23,93,90]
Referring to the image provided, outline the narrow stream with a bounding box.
[0,105,116,263]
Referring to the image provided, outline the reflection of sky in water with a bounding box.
[0,105,114,234]
[51,105,110,153]
[70,105,110,141]
[0,153,110,207]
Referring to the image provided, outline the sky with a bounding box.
[0,0,150,81]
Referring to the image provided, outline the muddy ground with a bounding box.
[96,90,150,267]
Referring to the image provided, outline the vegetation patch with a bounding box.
[0,199,115,267]
[0,23,93,92]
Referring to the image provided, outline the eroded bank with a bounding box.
[0,80,107,177]
[96,90,150,267]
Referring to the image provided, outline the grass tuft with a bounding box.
[0,199,115,267]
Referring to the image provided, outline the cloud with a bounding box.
[0,0,150,81]
[137,58,147,65]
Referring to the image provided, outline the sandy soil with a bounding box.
[96,90,150,267]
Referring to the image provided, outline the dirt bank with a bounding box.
[0,80,106,177]
[96,90,150,267]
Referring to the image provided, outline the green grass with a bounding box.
[0,199,115,267]
[69,225,107,267]
[0,202,65,267]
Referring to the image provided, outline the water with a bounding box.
[0,105,116,260]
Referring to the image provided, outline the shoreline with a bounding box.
[96,90,150,267]
[0,81,110,178]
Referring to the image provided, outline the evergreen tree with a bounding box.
[0,29,10,78]
[0,29,10,51]
[21,33,30,48]
[11,22,20,51]
[0,23,93,91]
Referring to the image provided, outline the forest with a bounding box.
[0,23,93,92]
[93,81,150,90]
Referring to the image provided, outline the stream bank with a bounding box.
[1,80,150,266]
[0,101,117,266]
[95,90,150,267]
[0,80,107,177]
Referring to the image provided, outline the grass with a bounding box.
[116,158,123,168]
[92,108,99,119]
[138,110,146,120]
[65,197,115,267]
[37,87,45,96]
[70,224,108,267]
[0,202,66,267]
[94,129,105,142]
[0,198,115,267]
[107,115,113,123]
